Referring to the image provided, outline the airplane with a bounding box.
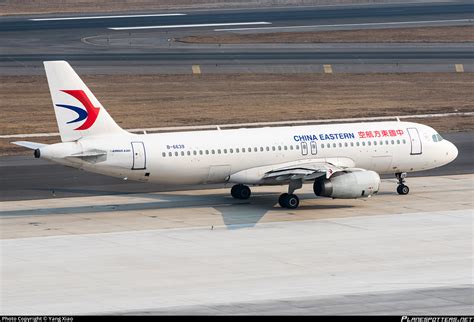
[12,61,458,209]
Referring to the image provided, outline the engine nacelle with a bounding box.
[314,170,380,199]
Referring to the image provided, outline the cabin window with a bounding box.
[181,151,185,156]
[350,142,354,147]
[187,151,191,156]
[356,142,360,147]
[295,145,300,150]
[339,143,342,148]
[212,149,215,154]
[362,142,366,146]
[193,151,197,155]
[266,146,270,151]
[254,147,258,152]
[224,149,227,153]
[379,141,383,145]
[242,148,246,153]
[168,152,172,157]
[344,142,348,147]
[162,152,166,157]
[402,139,406,144]
[278,146,282,151]
[391,140,395,145]
[218,149,221,154]
[199,150,203,155]
[272,146,276,151]
[289,145,293,150]
[333,143,336,148]
[397,140,400,144]
[175,152,178,156]
[284,146,288,150]
[374,141,377,146]
[248,147,252,152]
[236,148,240,153]
[321,144,325,148]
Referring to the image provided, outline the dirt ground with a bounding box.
[178,26,474,44]
[1,73,473,155]
[1,0,400,16]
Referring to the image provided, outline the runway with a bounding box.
[1,175,473,314]
[0,1,473,74]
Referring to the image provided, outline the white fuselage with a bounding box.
[41,121,458,185]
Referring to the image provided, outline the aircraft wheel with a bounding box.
[231,184,251,200]
[239,185,251,200]
[231,184,241,199]
[278,193,289,208]
[279,193,299,209]
[397,184,409,195]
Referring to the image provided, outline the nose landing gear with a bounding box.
[396,172,409,195]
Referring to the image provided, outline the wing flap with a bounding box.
[229,157,355,184]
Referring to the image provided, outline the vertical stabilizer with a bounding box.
[44,61,126,142]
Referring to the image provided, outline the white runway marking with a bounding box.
[2,112,473,139]
[29,13,186,21]
[214,19,472,31]
[108,21,271,31]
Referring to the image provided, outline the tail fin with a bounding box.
[44,61,126,142]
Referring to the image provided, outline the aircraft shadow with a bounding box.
[3,189,354,229]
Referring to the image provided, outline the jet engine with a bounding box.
[313,170,380,199]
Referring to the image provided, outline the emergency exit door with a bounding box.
[407,128,422,155]
[301,142,308,155]
[131,141,146,170]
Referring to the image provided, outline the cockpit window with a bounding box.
[432,134,444,142]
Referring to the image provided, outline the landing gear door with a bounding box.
[407,128,422,155]
[131,141,146,170]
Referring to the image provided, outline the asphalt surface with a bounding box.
[0,1,473,74]
[0,131,472,202]
[1,2,472,32]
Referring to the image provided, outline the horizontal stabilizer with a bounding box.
[11,141,47,150]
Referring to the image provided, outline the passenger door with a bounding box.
[407,128,422,155]
[131,141,146,170]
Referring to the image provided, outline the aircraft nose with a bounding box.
[445,141,458,163]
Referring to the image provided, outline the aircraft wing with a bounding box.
[229,157,360,184]
[263,161,341,181]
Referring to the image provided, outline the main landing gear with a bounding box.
[396,172,410,195]
[230,180,303,209]
[278,179,302,209]
[231,184,251,200]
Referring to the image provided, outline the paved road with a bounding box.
[0,1,473,74]
[0,131,472,202]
